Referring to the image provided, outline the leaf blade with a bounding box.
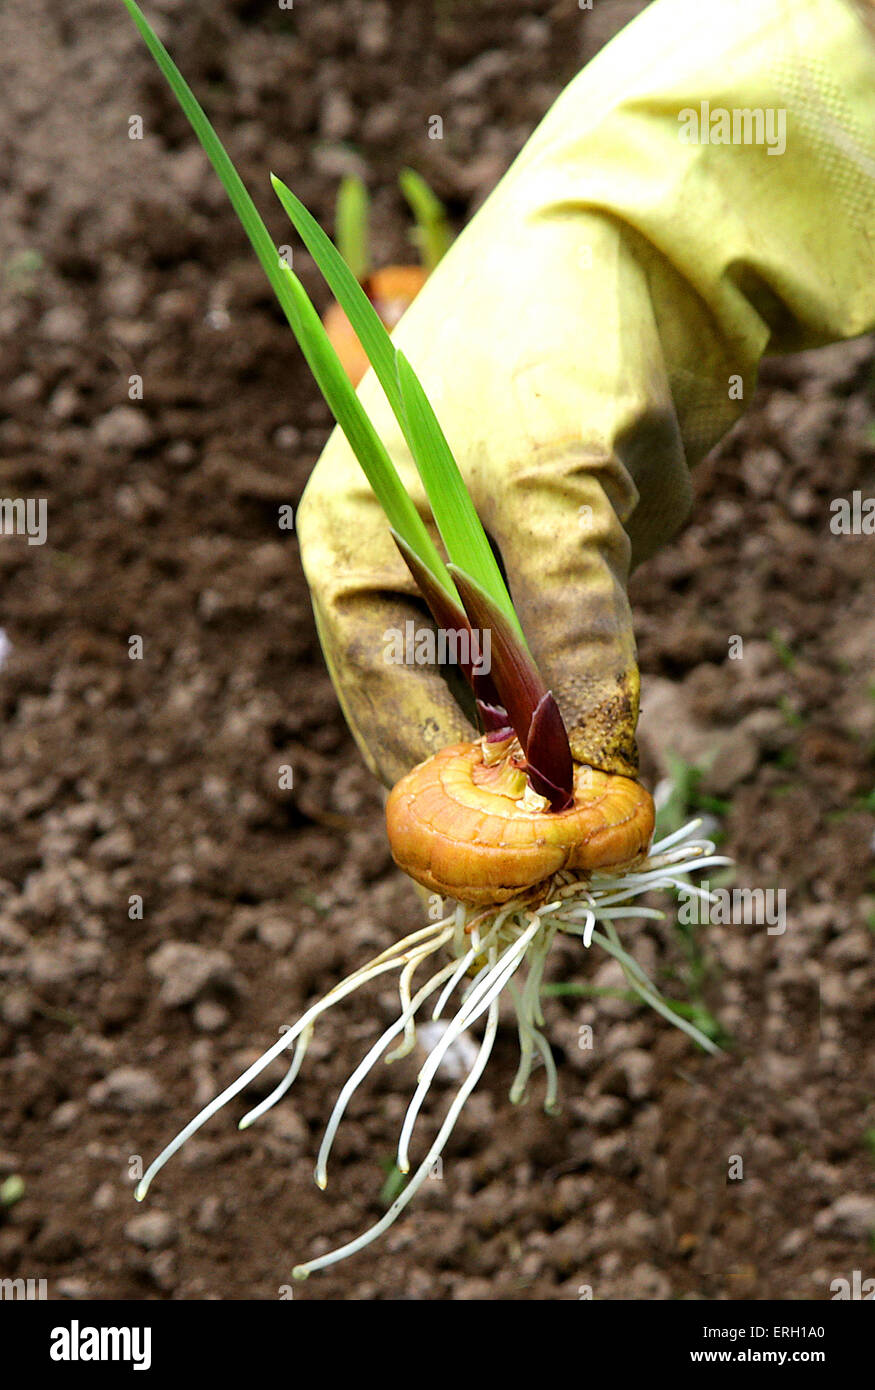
[271,175,524,636]
[395,352,525,639]
[120,0,455,599]
[398,168,453,271]
[335,175,371,284]
[271,174,400,406]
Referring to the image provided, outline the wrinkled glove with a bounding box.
[297,0,875,792]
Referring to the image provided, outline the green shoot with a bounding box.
[653,753,729,841]
[0,1174,25,1208]
[124,0,527,653]
[120,0,456,604]
[280,270,446,569]
[269,176,398,396]
[122,0,570,780]
[778,695,805,729]
[398,167,453,271]
[768,628,797,671]
[3,248,43,297]
[335,175,371,284]
[396,353,526,641]
[269,174,525,640]
[662,998,726,1045]
[377,1159,407,1206]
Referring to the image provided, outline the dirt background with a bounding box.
[0,0,873,1301]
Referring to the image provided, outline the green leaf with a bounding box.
[398,168,453,270]
[271,173,523,634]
[280,273,450,576]
[395,352,524,637]
[271,175,401,404]
[120,0,455,599]
[335,175,370,283]
[377,1159,407,1206]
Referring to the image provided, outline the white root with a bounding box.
[134,818,731,1274]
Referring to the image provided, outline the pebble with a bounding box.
[615,1049,655,1102]
[356,1,389,57]
[91,827,135,866]
[291,928,339,986]
[8,372,42,404]
[94,406,154,451]
[26,949,74,988]
[48,384,81,419]
[826,929,872,965]
[819,973,855,1010]
[49,1100,81,1132]
[590,1132,634,1172]
[194,1196,223,1235]
[272,424,301,450]
[637,676,715,774]
[39,305,87,343]
[603,1022,648,1058]
[92,1182,116,1212]
[582,1095,627,1130]
[255,917,295,952]
[777,1228,807,1257]
[124,1211,178,1251]
[88,1066,163,1113]
[446,49,512,100]
[814,1194,875,1238]
[101,268,147,316]
[166,440,196,468]
[1,988,33,1027]
[703,726,760,794]
[319,89,356,141]
[625,1261,673,1299]
[311,144,368,181]
[146,941,239,1007]
[193,999,230,1033]
[590,958,638,1019]
[56,1279,90,1299]
[263,1106,309,1148]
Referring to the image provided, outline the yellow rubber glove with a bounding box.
[297,0,875,792]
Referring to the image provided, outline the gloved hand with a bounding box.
[296,0,875,792]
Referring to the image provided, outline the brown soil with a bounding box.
[0,0,873,1301]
